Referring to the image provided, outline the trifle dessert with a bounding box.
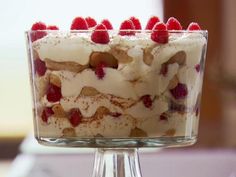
[26,16,207,147]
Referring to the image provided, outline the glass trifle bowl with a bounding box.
[26,19,207,177]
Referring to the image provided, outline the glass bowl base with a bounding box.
[36,136,197,148]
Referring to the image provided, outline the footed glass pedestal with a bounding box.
[93,148,142,177]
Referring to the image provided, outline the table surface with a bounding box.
[5,149,236,177]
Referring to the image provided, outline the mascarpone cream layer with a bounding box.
[37,112,198,138]
[59,94,168,118]
[33,32,206,68]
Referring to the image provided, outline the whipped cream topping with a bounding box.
[151,33,206,68]
[33,33,110,65]
[111,33,155,47]
[33,32,206,67]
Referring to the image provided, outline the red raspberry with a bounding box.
[119,20,135,36]
[46,83,62,102]
[141,95,152,108]
[187,22,201,30]
[170,83,188,99]
[145,16,160,30]
[34,58,46,76]
[30,31,47,42]
[31,22,47,42]
[95,62,106,79]
[195,64,200,72]
[41,107,54,123]
[70,109,82,127]
[101,19,113,30]
[70,17,88,30]
[129,16,142,30]
[47,25,59,30]
[151,22,169,44]
[160,113,168,121]
[166,17,182,30]
[31,22,47,30]
[85,17,97,28]
[160,64,168,76]
[91,24,110,44]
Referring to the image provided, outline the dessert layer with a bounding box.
[33,32,206,67]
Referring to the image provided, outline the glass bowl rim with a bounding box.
[25,29,208,34]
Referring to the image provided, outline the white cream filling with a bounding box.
[138,112,197,137]
[60,95,123,117]
[177,65,203,109]
[37,112,198,138]
[33,33,206,68]
[53,69,137,99]
[37,114,135,137]
[33,33,110,65]
[88,115,135,137]
[60,93,168,118]
[151,33,206,68]
[125,98,168,119]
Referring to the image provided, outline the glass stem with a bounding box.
[92,148,143,177]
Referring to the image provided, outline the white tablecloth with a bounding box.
[6,149,236,177]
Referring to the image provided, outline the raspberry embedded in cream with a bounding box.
[54,69,137,99]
